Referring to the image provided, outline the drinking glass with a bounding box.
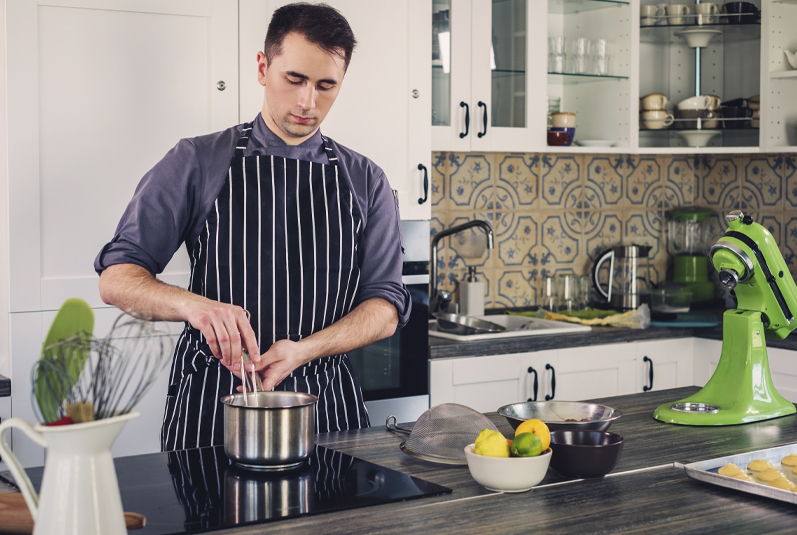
[540,276,558,311]
[578,275,592,310]
[591,39,610,76]
[555,273,580,312]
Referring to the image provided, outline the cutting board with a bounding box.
[0,493,145,533]
[650,311,719,328]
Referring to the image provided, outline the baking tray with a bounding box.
[682,443,797,504]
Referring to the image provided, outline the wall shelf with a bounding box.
[770,70,797,79]
[548,0,627,15]
[548,72,629,84]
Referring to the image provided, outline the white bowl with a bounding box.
[464,444,552,493]
[675,29,721,48]
[677,129,720,147]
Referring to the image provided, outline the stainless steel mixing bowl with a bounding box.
[221,391,317,471]
[498,401,623,432]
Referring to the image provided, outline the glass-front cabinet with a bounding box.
[431,0,546,152]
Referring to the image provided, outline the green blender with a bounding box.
[654,210,797,425]
[668,207,715,304]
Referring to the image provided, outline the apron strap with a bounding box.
[234,123,254,158]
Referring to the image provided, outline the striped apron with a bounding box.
[161,123,370,451]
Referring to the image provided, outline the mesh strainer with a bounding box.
[386,403,499,465]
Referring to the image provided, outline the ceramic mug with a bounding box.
[547,130,573,146]
[749,95,760,110]
[695,3,719,24]
[641,5,659,25]
[751,109,760,128]
[706,95,722,110]
[550,112,576,128]
[677,95,713,110]
[551,126,576,144]
[640,93,668,110]
[666,4,690,25]
[640,110,675,129]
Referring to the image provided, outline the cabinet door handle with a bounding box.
[526,366,538,402]
[477,101,488,138]
[459,101,470,138]
[545,363,556,401]
[417,164,428,205]
[643,356,654,392]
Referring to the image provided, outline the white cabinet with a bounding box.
[5,0,236,465]
[431,0,547,152]
[637,0,797,153]
[693,337,723,385]
[635,338,694,392]
[241,0,432,220]
[429,342,638,411]
[767,346,797,403]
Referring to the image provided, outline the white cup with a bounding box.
[640,93,668,110]
[677,95,713,110]
[641,110,674,129]
[666,4,690,25]
[641,5,659,17]
[695,3,718,24]
[551,112,576,128]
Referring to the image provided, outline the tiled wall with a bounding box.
[431,152,797,309]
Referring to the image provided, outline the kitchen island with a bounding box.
[9,387,797,534]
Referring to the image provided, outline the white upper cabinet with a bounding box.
[5,0,238,312]
[241,0,432,220]
[432,0,547,152]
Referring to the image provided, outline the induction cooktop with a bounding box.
[10,445,451,534]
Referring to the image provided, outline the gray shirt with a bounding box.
[95,114,411,326]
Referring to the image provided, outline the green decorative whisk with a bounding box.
[32,313,172,424]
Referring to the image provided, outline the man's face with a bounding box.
[258,32,346,145]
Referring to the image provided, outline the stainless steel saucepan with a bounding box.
[221,391,317,471]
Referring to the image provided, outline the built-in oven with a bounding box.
[347,220,430,425]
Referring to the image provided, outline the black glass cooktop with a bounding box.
[13,445,451,534]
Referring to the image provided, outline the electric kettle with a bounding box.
[591,245,652,309]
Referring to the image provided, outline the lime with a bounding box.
[474,428,510,457]
[510,432,543,457]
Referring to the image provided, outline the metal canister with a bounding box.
[220,391,317,471]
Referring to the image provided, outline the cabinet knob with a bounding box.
[216,81,226,91]
[411,89,420,99]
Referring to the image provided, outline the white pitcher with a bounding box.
[0,412,137,535]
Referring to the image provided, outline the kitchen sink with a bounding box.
[428,315,590,341]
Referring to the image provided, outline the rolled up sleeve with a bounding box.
[355,169,412,328]
[94,139,202,275]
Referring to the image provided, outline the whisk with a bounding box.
[32,313,173,424]
[240,348,263,407]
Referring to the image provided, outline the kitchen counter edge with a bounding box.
[428,325,797,359]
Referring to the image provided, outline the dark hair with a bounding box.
[264,3,357,71]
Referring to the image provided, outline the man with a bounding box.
[95,3,410,451]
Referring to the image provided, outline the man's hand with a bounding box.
[99,264,261,370]
[237,297,398,393]
[185,302,261,369]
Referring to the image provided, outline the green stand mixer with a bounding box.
[654,210,797,425]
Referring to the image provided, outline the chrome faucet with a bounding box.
[430,220,494,315]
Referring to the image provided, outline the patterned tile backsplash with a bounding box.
[431,151,797,310]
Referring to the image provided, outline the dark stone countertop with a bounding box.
[429,320,797,359]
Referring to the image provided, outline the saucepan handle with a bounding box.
[385,415,413,435]
[0,418,46,521]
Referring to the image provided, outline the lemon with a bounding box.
[514,418,551,452]
[474,428,510,457]
[510,432,543,457]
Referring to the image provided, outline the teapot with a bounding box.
[591,245,652,309]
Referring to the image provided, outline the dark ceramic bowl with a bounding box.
[548,430,624,479]
[675,109,721,130]
[720,106,751,129]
